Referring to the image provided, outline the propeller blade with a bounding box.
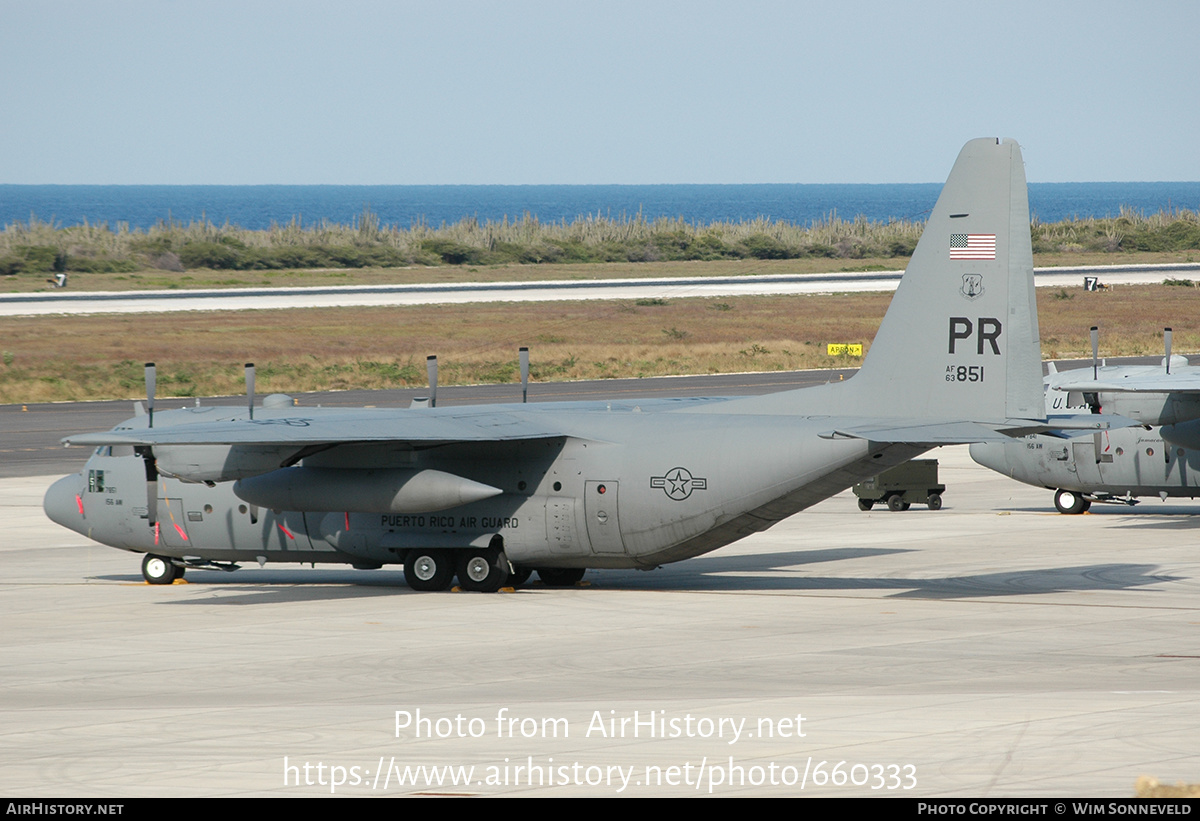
[427,355,438,408]
[519,347,529,403]
[145,362,156,428]
[245,362,256,420]
[1090,326,1098,380]
[137,445,159,527]
[1165,327,1173,374]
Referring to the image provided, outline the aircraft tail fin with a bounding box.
[843,138,1043,422]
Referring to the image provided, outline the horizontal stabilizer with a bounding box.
[820,414,1135,444]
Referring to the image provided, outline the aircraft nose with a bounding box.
[44,474,85,532]
[968,442,1008,473]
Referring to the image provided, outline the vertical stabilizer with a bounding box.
[846,138,1042,422]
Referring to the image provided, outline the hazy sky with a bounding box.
[2,0,1197,184]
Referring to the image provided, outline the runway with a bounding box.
[3,262,1198,316]
[4,379,1199,796]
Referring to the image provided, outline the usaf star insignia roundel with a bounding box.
[650,467,708,501]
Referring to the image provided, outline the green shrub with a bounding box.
[178,241,243,269]
[740,233,790,259]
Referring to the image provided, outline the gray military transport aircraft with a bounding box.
[44,138,1120,592]
[971,327,1200,513]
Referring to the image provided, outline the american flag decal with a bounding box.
[950,233,996,260]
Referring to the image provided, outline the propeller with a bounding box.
[138,446,159,527]
[145,362,156,428]
[245,362,256,419]
[427,355,438,408]
[241,364,258,519]
[141,362,159,527]
[519,347,529,403]
[1164,327,1173,374]
[1090,326,1099,380]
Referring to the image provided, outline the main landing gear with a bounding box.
[1054,489,1091,515]
[407,545,515,593]
[142,554,184,584]
[402,548,586,592]
[404,549,456,592]
[456,546,510,593]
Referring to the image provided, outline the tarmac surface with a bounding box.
[3,377,1199,796]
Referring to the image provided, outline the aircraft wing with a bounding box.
[63,407,575,449]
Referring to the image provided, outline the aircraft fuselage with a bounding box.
[45,401,920,578]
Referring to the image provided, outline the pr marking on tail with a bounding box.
[949,317,1003,355]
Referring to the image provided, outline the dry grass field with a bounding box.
[4,283,1199,404]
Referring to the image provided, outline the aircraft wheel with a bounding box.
[927,493,943,511]
[886,494,906,512]
[142,554,179,585]
[1054,489,1090,515]
[537,567,586,587]
[857,498,874,511]
[405,549,455,591]
[507,566,533,587]
[456,547,510,593]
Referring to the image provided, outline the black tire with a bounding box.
[507,566,533,587]
[857,498,874,511]
[142,554,178,585]
[1054,489,1090,515]
[927,493,942,511]
[456,547,510,593]
[537,567,586,587]
[404,549,455,591]
[886,494,906,512]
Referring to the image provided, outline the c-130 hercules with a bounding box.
[44,139,1119,592]
[971,327,1200,513]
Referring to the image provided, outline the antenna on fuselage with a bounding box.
[520,347,529,403]
[245,363,256,420]
[427,355,438,408]
[1090,326,1099,380]
[1164,328,1173,374]
[145,362,156,428]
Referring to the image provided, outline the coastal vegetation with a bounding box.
[1,206,1198,284]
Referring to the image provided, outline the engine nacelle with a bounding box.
[233,467,504,514]
[154,444,300,483]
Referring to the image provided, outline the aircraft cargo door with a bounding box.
[585,480,626,555]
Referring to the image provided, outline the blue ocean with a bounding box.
[1,182,1198,231]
